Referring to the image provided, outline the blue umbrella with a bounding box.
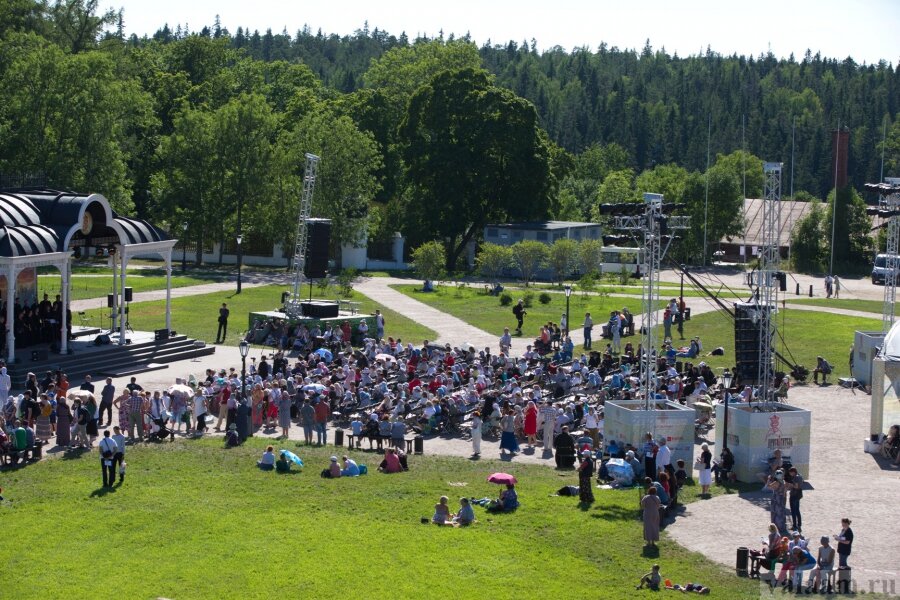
[302,383,327,393]
[314,348,333,363]
[280,450,304,467]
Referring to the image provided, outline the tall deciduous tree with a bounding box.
[476,243,513,283]
[399,67,554,270]
[511,240,549,287]
[578,238,604,276]
[790,200,827,273]
[547,238,578,284]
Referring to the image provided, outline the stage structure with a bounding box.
[608,193,690,407]
[284,153,320,318]
[864,178,900,332]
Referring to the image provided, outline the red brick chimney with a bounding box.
[831,127,849,189]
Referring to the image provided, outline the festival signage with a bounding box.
[715,402,811,482]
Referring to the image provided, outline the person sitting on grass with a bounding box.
[340,455,360,477]
[321,456,342,478]
[224,423,240,447]
[488,483,519,513]
[257,445,275,471]
[636,564,661,590]
[378,447,402,473]
[275,451,292,473]
[452,497,476,526]
[433,495,451,524]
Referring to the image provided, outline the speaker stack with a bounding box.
[733,302,774,385]
[304,218,331,279]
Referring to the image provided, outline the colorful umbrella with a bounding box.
[487,472,518,485]
[314,348,333,363]
[167,384,195,398]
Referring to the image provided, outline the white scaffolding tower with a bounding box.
[876,179,900,332]
[613,193,690,408]
[283,153,320,318]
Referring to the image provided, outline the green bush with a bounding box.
[337,268,358,297]
[499,292,513,306]
[523,292,534,308]
[538,292,552,304]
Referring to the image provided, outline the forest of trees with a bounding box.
[1,1,898,271]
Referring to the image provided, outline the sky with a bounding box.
[110,0,900,64]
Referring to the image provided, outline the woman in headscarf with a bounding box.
[578,449,595,504]
[55,396,72,447]
[523,400,538,447]
[35,393,53,441]
[499,408,519,456]
[251,383,264,430]
[641,486,661,547]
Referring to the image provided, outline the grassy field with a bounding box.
[82,284,435,346]
[0,438,760,599]
[37,272,216,302]
[392,283,666,338]
[787,297,883,315]
[672,308,880,380]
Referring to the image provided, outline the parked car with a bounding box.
[872,253,900,284]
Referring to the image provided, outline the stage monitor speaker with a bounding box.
[155,328,170,341]
[733,302,774,385]
[124,287,133,302]
[31,349,48,362]
[107,294,115,308]
[94,334,111,346]
[300,300,339,319]
[304,218,331,279]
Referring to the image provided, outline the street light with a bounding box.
[236,234,243,294]
[722,369,733,451]
[564,284,572,337]
[181,222,188,273]
[239,339,250,439]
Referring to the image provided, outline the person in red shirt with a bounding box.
[313,398,329,445]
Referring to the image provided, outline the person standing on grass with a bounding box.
[641,486,661,547]
[98,430,117,487]
[215,302,229,344]
[112,426,126,484]
[583,312,593,350]
[375,309,385,340]
[512,299,526,334]
[314,397,329,445]
[608,311,621,354]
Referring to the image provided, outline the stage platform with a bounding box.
[248,309,376,346]
[5,328,215,388]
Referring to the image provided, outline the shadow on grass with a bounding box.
[589,504,639,522]
[641,544,660,558]
[61,448,91,460]
[89,486,117,498]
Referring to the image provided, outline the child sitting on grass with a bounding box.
[636,564,661,590]
[432,495,451,524]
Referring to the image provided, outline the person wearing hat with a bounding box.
[577,449,595,503]
[321,456,341,478]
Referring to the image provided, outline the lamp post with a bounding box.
[236,234,243,294]
[181,222,188,273]
[722,369,733,451]
[239,339,250,439]
[564,284,572,336]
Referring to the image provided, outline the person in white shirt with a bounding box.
[655,437,673,479]
[98,430,119,487]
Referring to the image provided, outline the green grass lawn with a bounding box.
[673,308,880,380]
[37,272,217,302]
[0,438,760,599]
[787,297,884,315]
[392,283,666,339]
[83,284,435,346]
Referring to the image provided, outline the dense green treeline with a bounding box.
[0,3,897,272]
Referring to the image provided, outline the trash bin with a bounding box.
[32,442,43,460]
[414,435,424,454]
[334,429,344,447]
[735,546,749,577]
[684,307,692,321]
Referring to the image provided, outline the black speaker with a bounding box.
[155,328,170,341]
[124,287,133,302]
[94,334,111,346]
[107,294,115,308]
[304,219,331,279]
[300,300,339,319]
[31,349,48,362]
[733,302,774,385]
